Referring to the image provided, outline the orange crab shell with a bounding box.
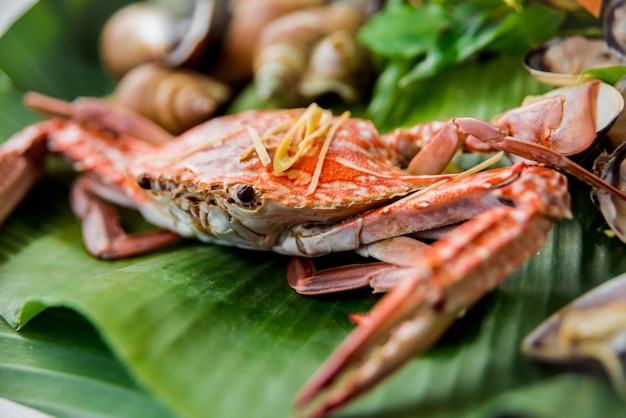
[130,109,450,209]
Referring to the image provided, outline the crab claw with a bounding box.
[483,135,626,201]
[491,80,604,157]
[476,81,626,202]
[295,165,572,418]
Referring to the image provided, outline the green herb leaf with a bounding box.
[486,3,565,54]
[358,3,449,59]
[582,66,626,85]
[360,1,565,123]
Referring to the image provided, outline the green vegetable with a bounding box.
[359,0,566,126]
[582,66,626,85]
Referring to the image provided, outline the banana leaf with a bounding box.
[1,1,626,418]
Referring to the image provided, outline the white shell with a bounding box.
[524,36,624,86]
[522,273,626,399]
[603,0,626,56]
[593,140,626,242]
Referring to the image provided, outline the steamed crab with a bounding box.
[0,81,624,417]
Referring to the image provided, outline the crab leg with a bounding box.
[381,81,626,202]
[483,134,626,201]
[0,93,174,229]
[407,115,626,202]
[285,162,537,295]
[385,80,601,168]
[0,151,38,224]
[0,120,62,225]
[24,92,174,145]
[287,258,397,295]
[295,166,571,418]
[70,175,181,259]
[0,95,181,256]
[281,162,528,259]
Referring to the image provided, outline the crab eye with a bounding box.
[230,184,257,207]
[137,174,152,190]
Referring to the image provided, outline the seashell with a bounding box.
[112,63,231,134]
[605,75,626,150]
[253,1,376,104]
[603,0,626,56]
[100,0,229,79]
[99,2,172,79]
[298,30,371,102]
[209,0,328,85]
[524,36,624,86]
[592,139,626,242]
[160,0,229,69]
[522,272,626,400]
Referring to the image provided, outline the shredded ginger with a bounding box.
[242,103,348,194]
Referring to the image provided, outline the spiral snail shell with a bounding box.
[209,0,328,85]
[253,1,375,104]
[100,0,228,79]
[112,63,231,134]
[299,29,371,102]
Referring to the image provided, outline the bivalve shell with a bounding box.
[603,0,626,56]
[522,272,626,400]
[524,36,623,86]
[593,139,626,242]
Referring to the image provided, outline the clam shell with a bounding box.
[603,0,626,56]
[524,36,623,86]
[522,273,626,360]
[522,273,626,398]
[592,139,626,241]
[606,75,626,149]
